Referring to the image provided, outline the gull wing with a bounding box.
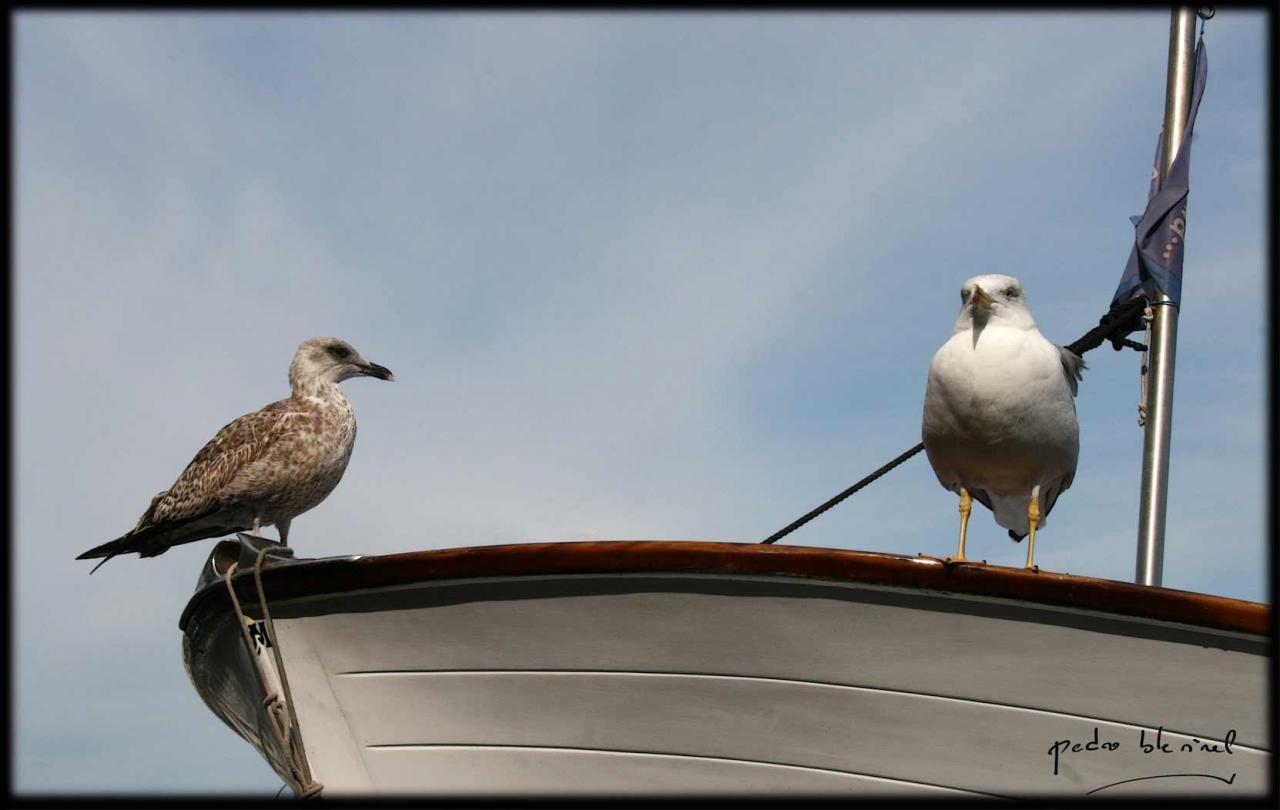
[136,399,306,529]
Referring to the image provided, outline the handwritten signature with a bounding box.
[1046,725,1238,793]
[1047,726,1237,775]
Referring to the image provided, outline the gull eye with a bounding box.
[328,344,351,360]
[1004,287,1018,298]
[961,289,971,302]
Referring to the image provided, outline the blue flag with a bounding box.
[1113,39,1208,306]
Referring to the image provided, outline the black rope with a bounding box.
[1064,293,1150,357]
[761,443,926,544]
[760,294,1150,545]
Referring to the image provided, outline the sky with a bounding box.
[13,10,1269,796]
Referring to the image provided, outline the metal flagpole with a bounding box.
[1135,7,1198,587]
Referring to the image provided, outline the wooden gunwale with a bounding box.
[179,541,1269,637]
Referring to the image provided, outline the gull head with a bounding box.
[289,337,394,395]
[955,274,1037,332]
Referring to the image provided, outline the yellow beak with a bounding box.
[971,285,994,308]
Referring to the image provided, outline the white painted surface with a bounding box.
[258,573,1266,797]
[363,747,984,796]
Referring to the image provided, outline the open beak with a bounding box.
[970,285,994,309]
[359,361,395,382]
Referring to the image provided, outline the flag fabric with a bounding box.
[1113,38,1208,306]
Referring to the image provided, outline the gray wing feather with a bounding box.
[1059,346,1086,397]
[136,399,305,530]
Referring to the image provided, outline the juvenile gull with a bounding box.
[77,337,393,573]
[921,275,1084,569]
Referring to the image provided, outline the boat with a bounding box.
[180,534,1267,797]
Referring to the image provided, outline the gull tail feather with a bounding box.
[77,523,178,574]
[77,533,149,574]
[78,508,246,574]
[88,551,120,575]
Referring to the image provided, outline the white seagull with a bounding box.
[921,275,1084,569]
[77,337,394,573]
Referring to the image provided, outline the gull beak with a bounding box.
[970,285,994,309]
[360,361,395,382]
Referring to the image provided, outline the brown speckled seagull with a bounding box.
[77,337,393,573]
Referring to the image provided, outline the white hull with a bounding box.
[182,539,1268,797]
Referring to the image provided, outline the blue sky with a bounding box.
[14,11,1268,795]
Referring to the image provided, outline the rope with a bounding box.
[223,548,324,799]
[760,294,1151,545]
[1198,7,1214,40]
[1064,293,1149,356]
[254,546,323,799]
[1137,304,1154,427]
[761,443,926,544]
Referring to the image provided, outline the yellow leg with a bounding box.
[955,487,972,561]
[1025,485,1041,569]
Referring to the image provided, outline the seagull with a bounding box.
[77,337,394,573]
[921,275,1084,569]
